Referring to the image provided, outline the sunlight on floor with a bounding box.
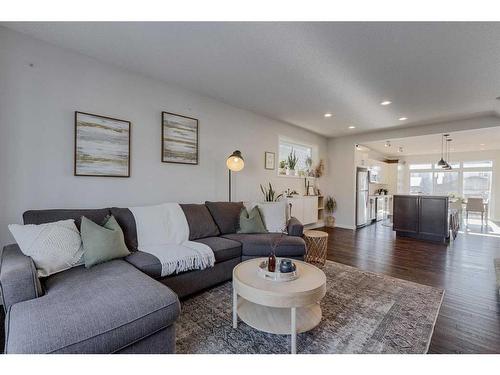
[457,216,500,237]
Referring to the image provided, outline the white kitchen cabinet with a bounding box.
[287,196,319,225]
[303,196,319,224]
[288,197,304,222]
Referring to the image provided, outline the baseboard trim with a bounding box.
[333,223,355,230]
[304,221,325,230]
[302,221,355,231]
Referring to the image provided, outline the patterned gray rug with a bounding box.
[176,261,444,354]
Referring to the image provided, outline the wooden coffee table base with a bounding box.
[232,258,326,354]
[234,296,322,354]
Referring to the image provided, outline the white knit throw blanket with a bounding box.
[129,203,215,276]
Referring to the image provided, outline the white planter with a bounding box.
[279,168,286,175]
[289,168,296,176]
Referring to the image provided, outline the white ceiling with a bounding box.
[363,126,500,156]
[4,22,500,137]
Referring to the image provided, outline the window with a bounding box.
[409,163,433,170]
[410,172,433,194]
[463,171,492,200]
[407,160,493,199]
[279,139,313,176]
[463,161,493,168]
[434,171,459,196]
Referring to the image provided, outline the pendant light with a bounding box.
[437,134,447,167]
[445,138,453,170]
[442,134,452,170]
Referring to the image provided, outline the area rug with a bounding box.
[176,261,444,354]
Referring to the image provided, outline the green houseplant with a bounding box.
[325,196,337,227]
[287,150,298,176]
[260,182,284,202]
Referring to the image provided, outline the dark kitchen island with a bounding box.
[392,195,450,243]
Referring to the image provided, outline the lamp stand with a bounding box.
[228,169,232,202]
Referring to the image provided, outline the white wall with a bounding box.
[0,27,328,246]
[326,115,500,228]
[398,150,500,220]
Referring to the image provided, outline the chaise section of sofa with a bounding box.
[4,258,180,354]
[2,208,180,354]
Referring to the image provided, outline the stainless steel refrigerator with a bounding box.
[356,167,369,228]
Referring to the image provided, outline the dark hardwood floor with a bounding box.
[324,222,500,353]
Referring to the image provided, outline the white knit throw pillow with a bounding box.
[8,219,84,277]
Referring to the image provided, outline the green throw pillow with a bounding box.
[81,215,130,268]
[238,206,268,234]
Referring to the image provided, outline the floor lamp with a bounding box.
[226,150,244,202]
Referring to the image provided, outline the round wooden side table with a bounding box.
[304,230,328,267]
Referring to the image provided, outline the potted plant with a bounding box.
[287,149,298,176]
[260,182,284,202]
[279,160,287,175]
[325,196,337,227]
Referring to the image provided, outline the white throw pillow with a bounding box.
[245,201,287,233]
[8,219,84,277]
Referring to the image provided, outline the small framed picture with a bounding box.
[265,151,275,170]
[162,111,199,165]
[74,111,131,177]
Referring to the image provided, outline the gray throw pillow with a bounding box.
[81,215,130,268]
[205,201,244,234]
[180,204,221,240]
[238,207,268,234]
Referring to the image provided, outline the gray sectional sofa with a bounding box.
[0,201,305,354]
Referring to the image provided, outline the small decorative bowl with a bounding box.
[257,259,298,282]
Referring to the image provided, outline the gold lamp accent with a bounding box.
[226,150,244,201]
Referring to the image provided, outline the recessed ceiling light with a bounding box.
[380,100,392,106]
[480,143,485,146]
[399,117,408,121]
[348,125,356,129]
[324,113,332,118]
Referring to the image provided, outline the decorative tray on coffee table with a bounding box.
[257,259,298,282]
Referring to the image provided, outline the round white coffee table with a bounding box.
[232,258,326,354]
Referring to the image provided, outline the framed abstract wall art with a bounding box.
[74,111,131,177]
[162,111,199,165]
